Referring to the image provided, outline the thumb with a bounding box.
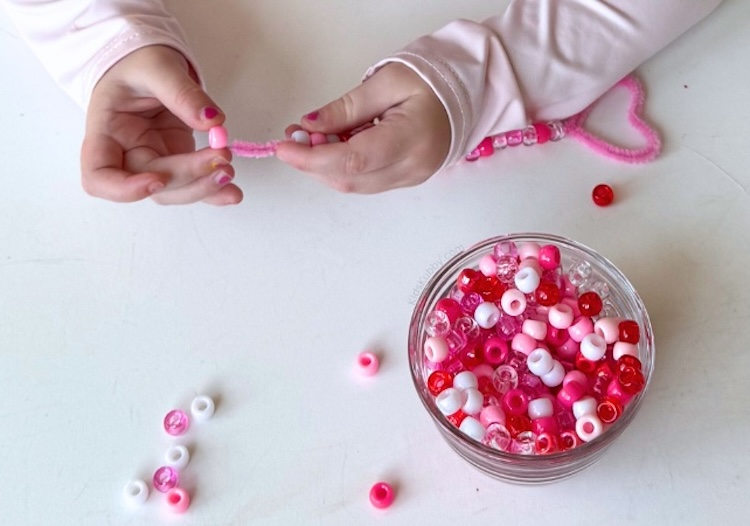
[140,47,225,132]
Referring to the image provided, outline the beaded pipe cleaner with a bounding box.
[215,75,661,165]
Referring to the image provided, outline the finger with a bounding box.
[81,134,167,202]
[141,146,232,189]
[201,184,244,206]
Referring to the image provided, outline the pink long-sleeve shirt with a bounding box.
[2,0,723,168]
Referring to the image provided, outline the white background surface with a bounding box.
[1,1,748,525]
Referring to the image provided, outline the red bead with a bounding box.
[618,320,641,344]
[478,275,505,301]
[616,354,642,373]
[535,281,561,307]
[447,409,468,427]
[477,375,497,396]
[546,327,569,348]
[427,370,453,396]
[592,184,614,206]
[577,291,603,317]
[505,414,532,437]
[617,366,645,395]
[435,298,462,324]
[477,136,495,157]
[534,432,559,454]
[457,268,481,293]
[575,352,598,375]
[558,429,581,451]
[533,123,552,145]
[596,397,623,424]
[458,344,484,369]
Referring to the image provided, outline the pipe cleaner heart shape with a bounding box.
[563,75,662,163]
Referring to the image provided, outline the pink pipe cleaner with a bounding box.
[230,139,281,158]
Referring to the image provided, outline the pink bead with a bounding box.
[568,316,594,342]
[533,123,552,144]
[356,351,379,376]
[548,304,574,329]
[613,341,639,361]
[424,336,449,363]
[563,370,589,389]
[483,336,508,365]
[511,333,537,356]
[163,409,189,436]
[472,363,494,379]
[477,136,494,157]
[310,132,328,146]
[478,254,498,277]
[165,487,190,514]
[561,297,581,318]
[557,380,586,408]
[537,244,560,270]
[500,289,526,316]
[208,125,228,149]
[369,482,395,509]
[561,277,577,298]
[152,466,179,493]
[518,242,541,260]
[480,405,506,427]
[556,337,580,360]
[522,319,547,341]
[531,415,559,436]
[595,317,622,344]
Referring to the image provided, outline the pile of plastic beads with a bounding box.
[122,394,216,513]
[421,240,646,455]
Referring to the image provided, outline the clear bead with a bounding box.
[519,373,543,396]
[548,121,565,141]
[444,329,467,354]
[449,285,465,303]
[512,431,537,455]
[600,299,620,318]
[454,316,480,340]
[492,364,519,394]
[484,423,512,451]
[483,393,501,407]
[522,125,538,145]
[495,311,522,340]
[567,259,592,287]
[590,280,611,300]
[507,130,524,147]
[507,350,530,375]
[425,310,451,337]
[495,255,520,284]
[459,292,483,316]
[492,134,508,149]
[493,241,518,258]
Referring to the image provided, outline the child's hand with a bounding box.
[276,63,450,194]
[81,45,241,205]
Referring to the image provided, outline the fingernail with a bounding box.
[148,182,165,194]
[304,111,319,121]
[214,171,233,186]
[203,107,219,120]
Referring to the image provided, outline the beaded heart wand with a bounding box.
[215,75,661,165]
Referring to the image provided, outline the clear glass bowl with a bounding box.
[407,233,654,484]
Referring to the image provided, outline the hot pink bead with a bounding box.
[208,125,228,149]
[424,336,449,363]
[568,316,594,342]
[613,341,639,361]
[478,254,498,277]
[500,289,526,316]
[548,304,574,329]
[310,132,328,146]
[435,298,462,324]
[480,405,506,427]
[556,337,580,360]
[369,482,395,509]
[561,277,577,298]
[474,136,493,157]
[163,409,189,436]
[557,380,586,408]
[594,317,622,344]
[153,466,179,493]
[522,319,547,341]
[356,351,379,376]
[165,487,190,514]
[531,415,559,436]
[606,377,634,404]
[483,336,508,365]
[511,333,537,356]
[545,326,569,347]
[502,388,529,416]
[533,123,552,144]
[537,244,560,270]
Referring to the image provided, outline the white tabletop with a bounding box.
[1,1,748,525]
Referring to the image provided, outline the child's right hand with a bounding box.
[275,63,451,194]
[81,45,241,205]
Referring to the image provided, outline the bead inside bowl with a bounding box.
[408,233,654,484]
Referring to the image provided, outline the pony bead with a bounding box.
[165,487,191,514]
[369,482,395,509]
[165,444,190,469]
[356,351,380,376]
[122,479,149,507]
[163,409,189,436]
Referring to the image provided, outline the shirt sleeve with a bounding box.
[0,0,198,109]
[366,0,725,169]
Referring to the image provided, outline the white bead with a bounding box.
[572,395,598,419]
[461,388,484,416]
[580,333,607,361]
[514,267,541,294]
[436,387,466,416]
[613,341,639,361]
[500,289,527,316]
[190,395,215,421]
[474,301,501,329]
[453,371,479,391]
[527,348,554,376]
[576,414,604,443]
[459,416,487,443]
[291,129,311,145]
[527,397,554,420]
[165,444,190,469]
[540,360,565,387]
[123,479,149,507]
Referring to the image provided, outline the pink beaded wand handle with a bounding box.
[222,75,661,164]
[465,75,662,163]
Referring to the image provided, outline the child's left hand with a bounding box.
[276,63,451,194]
